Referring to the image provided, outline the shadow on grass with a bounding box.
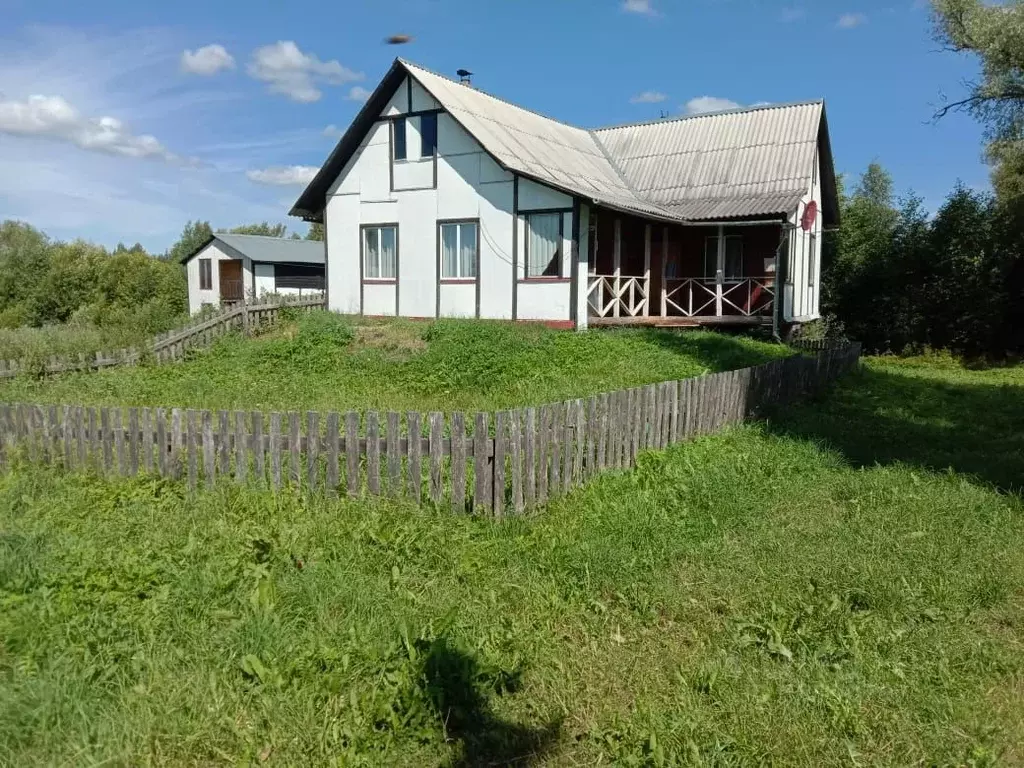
[420,638,560,767]
[767,364,1024,496]
[633,327,783,370]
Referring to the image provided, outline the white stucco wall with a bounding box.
[185,242,252,314]
[254,263,276,297]
[323,74,580,325]
[783,148,823,323]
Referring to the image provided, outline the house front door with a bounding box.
[219,260,244,301]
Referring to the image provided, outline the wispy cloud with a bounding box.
[180,44,235,76]
[323,124,343,139]
[246,165,319,186]
[247,41,363,103]
[837,12,867,28]
[0,94,180,162]
[622,0,658,16]
[630,90,668,104]
[347,85,372,103]
[683,96,742,115]
[781,6,806,22]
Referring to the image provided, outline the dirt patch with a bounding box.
[351,322,428,359]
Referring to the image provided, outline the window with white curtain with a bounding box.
[703,235,743,279]
[362,225,397,279]
[525,212,562,277]
[440,221,478,279]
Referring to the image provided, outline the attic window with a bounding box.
[393,118,407,161]
[420,114,437,157]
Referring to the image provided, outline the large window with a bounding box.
[420,113,438,157]
[393,118,407,161]
[525,212,562,278]
[440,221,478,279]
[198,258,212,290]
[703,235,743,279]
[363,225,398,279]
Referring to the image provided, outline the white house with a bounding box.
[181,234,325,315]
[291,59,838,331]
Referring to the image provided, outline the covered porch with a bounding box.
[586,208,783,327]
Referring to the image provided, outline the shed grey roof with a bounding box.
[182,234,325,265]
[291,59,837,226]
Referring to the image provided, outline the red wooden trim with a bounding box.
[518,277,571,284]
[439,278,476,285]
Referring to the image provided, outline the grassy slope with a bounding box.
[1,357,1023,765]
[0,313,789,412]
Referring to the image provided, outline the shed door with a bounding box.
[219,260,244,300]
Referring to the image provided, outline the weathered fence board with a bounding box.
[0,343,861,515]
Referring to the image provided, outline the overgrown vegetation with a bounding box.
[1,356,1021,765]
[0,311,789,411]
[822,164,1024,358]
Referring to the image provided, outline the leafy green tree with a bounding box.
[167,220,213,263]
[931,0,1024,198]
[306,222,324,241]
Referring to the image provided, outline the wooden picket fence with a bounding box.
[0,342,860,514]
[0,294,325,379]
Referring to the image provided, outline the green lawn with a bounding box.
[1,356,1023,765]
[0,312,789,412]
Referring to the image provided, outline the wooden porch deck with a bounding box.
[588,314,773,328]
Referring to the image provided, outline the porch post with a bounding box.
[643,223,651,316]
[715,224,725,317]
[613,218,622,319]
[661,226,668,317]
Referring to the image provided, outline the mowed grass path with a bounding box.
[0,313,789,412]
[1,357,1023,765]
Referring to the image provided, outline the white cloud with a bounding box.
[347,85,372,103]
[180,44,235,76]
[622,0,658,15]
[683,96,742,115]
[0,94,179,161]
[837,12,867,28]
[246,165,319,186]
[248,41,363,103]
[630,90,667,104]
[323,124,343,139]
[781,6,806,21]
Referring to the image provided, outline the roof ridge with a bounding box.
[593,99,825,133]
[399,58,590,135]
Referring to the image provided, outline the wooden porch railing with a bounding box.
[589,275,775,319]
[587,275,650,318]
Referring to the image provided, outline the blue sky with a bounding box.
[0,0,986,252]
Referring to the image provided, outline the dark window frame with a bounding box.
[272,263,325,291]
[522,209,569,281]
[420,113,438,158]
[393,117,407,161]
[199,258,212,290]
[437,218,480,282]
[360,223,400,282]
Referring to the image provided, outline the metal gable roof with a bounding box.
[399,61,676,221]
[593,101,825,220]
[182,234,324,265]
[291,59,837,226]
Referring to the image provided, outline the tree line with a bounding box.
[822,164,1024,358]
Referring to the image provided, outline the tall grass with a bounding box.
[0,312,790,412]
[1,357,1022,764]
